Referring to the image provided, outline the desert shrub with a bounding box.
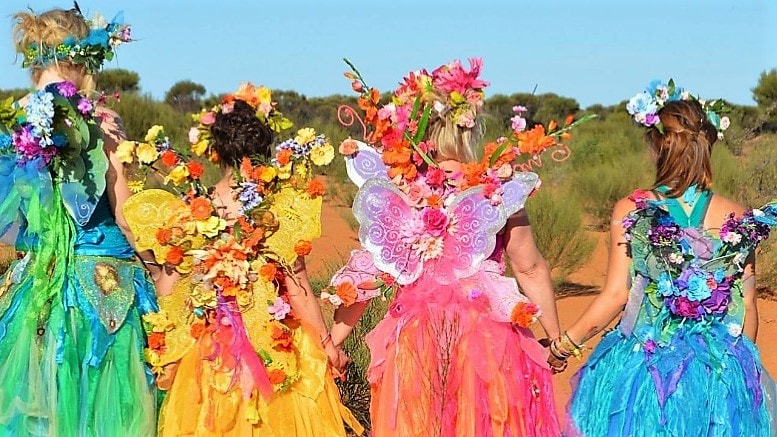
[526,186,596,283]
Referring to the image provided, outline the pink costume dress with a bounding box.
[330,145,562,437]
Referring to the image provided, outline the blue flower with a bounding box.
[706,111,721,129]
[685,274,712,301]
[83,29,110,48]
[626,92,657,116]
[238,182,263,214]
[657,272,677,297]
[713,268,725,283]
[0,134,12,152]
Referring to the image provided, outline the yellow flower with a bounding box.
[277,163,293,180]
[176,256,194,274]
[144,125,164,143]
[191,139,209,156]
[135,143,159,165]
[144,349,162,367]
[196,216,227,238]
[259,166,277,183]
[165,164,190,186]
[142,311,175,332]
[116,140,136,164]
[127,179,145,193]
[294,162,308,179]
[310,143,334,166]
[294,127,317,145]
[190,284,217,308]
[256,86,272,105]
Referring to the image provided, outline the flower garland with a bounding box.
[189,83,293,162]
[0,81,97,169]
[626,79,730,138]
[22,11,131,74]
[624,190,772,322]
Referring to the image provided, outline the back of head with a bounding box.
[425,111,483,163]
[13,8,90,83]
[210,100,274,167]
[646,99,718,197]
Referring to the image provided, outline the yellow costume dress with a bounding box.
[125,185,362,436]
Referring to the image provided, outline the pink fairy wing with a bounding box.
[352,179,422,285]
[345,141,388,187]
[429,186,507,285]
[501,172,540,216]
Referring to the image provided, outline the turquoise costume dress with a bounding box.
[566,189,777,437]
[0,83,157,436]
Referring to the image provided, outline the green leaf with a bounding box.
[488,141,511,167]
[413,105,432,144]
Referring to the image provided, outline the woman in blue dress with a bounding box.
[552,87,777,436]
[0,7,158,436]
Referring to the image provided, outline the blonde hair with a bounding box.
[646,100,718,197]
[13,9,92,88]
[425,113,484,163]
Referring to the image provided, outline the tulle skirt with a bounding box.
[366,271,561,437]
[566,326,777,437]
[157,316,363,437]
[0,255,158,437]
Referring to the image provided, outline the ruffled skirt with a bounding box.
[366,270,561,437]
[566,326,777,437]
[0,254,158,437]
[157,315,363,437]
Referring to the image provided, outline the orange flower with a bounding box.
[336,282,358,307]
[160,150,179,167]
[426,194,443,208]
[276,148,293,166]
[294,240,312,256]
[240,157,254,179]
[565,115,574,126]
[510,302,539,328]
[156,228,172,245]
[165,246,185,266]
[548,120,558,132]
[339,139,359,156]
[268,369,287,385]
[483,142,516,167]
[190,323,206,339]
[382,146,412,166]
[271,325,294,352]
[259,263,277,282]
[148,332,166,350]
[306,178,326,197]
[516,125,557,155]
[190,197,213,221]
[461,161,487,189]
[187,161,205,179]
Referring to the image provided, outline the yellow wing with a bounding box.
[265,185,323,265]
[122,189,185,263]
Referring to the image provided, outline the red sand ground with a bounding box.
[310,197,777,422]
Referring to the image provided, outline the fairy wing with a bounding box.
[122,189,184,263]
[345,140,388,187]
[265,185,323,265]
[352,178,422,285]
[501,172,540,216]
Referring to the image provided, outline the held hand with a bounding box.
[324,342,351,378]
[539,337,568,374]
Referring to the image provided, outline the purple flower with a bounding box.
[645,113,660,126]
[668,296,703,319]
[56,81,77,98]
[680,228,714,260]
[701,286,731,314]
[77,97,94,115]
[267,297,291,320]
[644,339,657,354]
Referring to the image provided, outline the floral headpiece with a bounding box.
[626,79,730,139]
[22,9,131,74]
[189,83,292,162]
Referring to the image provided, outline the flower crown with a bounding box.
[22,10,131,74]
[626,79,730,139]
[189,83,292,162]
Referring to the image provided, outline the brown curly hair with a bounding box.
[210,100,274,167]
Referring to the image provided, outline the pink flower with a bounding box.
[425,168,446,187]
[77,97,93,115]
[188,127,200,144]
[432,58,490,95]
[511,115,526,132]
[267,296,291,320]
[512,105,527,114]
[56,81,76,98]
[421,208,449,237]
[496,163,513,179]
[406,180,431,206]
[200,112,216,125]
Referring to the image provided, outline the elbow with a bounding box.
[512,257,550,279]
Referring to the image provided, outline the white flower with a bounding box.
[753,208,765,218]
[433,101,446,114]
[727,323,743,337]
[414,235,444,261]
[720,116,731,130]
[721,231,742,245]
[668,253,684,264]
[188,127,200,144]
[321,292,344,307]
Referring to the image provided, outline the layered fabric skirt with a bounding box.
[0,254,158,436]
[566,325,777,437]
[157,310,363,437]
[366,269,561,437]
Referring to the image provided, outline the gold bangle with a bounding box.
[321,333,333,348]
[560,332,585,359]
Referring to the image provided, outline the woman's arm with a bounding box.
[564,198,634,346]
[504,209,560,339]
[742,253,758,341]
[97,107,162,279]
[330,300,369,347]
[284,257,349,371]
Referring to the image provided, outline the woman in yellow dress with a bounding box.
[121,84,362,436]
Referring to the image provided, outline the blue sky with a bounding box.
[2,0,775,107]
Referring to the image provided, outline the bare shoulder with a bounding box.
[95,106,123,127]
[706,193,747,229]
[612,195,637,219]
[94,106,126,145]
